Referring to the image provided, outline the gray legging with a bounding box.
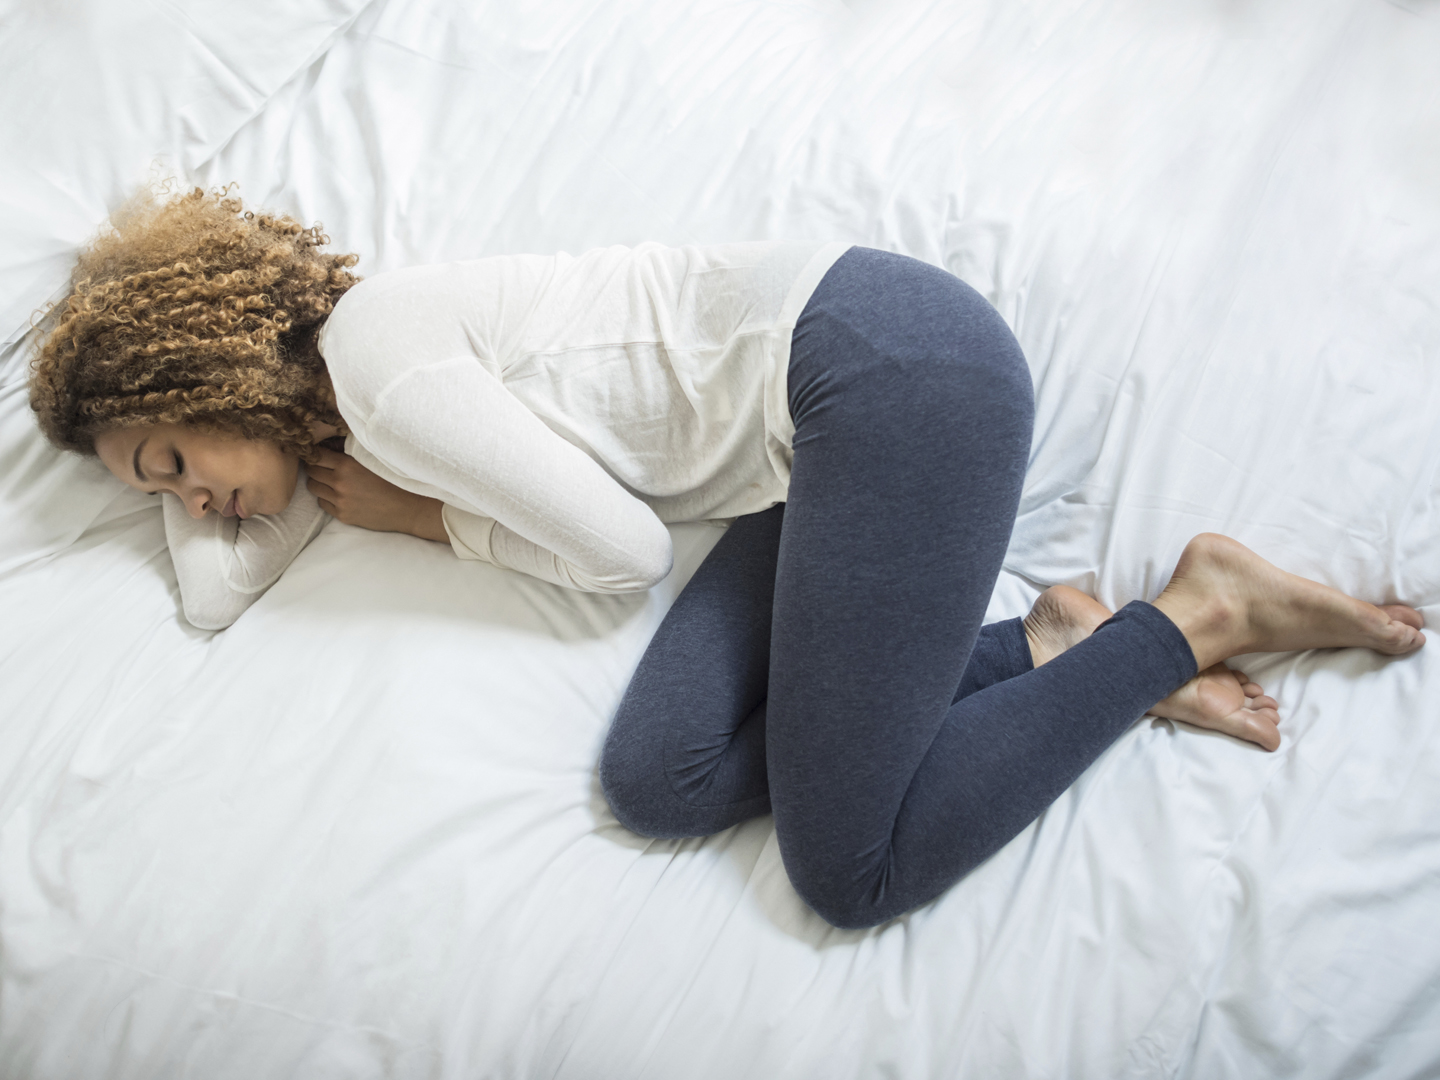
[600,248,1198,929]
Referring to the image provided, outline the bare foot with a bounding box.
[1152,534,1426,671]
[1148,665,1282,751]
[1024,585,1111,666]
[1025,582,1285,750]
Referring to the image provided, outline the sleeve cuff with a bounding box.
[440,503,498,564]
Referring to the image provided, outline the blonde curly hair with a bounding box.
[29,185,359,460]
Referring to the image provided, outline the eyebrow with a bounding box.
[133,437,149,483]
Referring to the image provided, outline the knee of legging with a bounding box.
[601,723,771,840]
[598,732,673,838]
[776,845,896,930]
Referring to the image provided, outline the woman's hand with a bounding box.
[306,448,449,542]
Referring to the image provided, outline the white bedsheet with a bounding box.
[2,1,1438,1076]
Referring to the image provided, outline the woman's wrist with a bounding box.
[409,496,450,544]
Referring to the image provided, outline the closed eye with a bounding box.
[173,452,185,476]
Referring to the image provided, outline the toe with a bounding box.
[1239,706,1282,752]
[1381,605,1426,631]
[1384,622,1426,654]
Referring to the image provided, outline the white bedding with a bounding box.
[2,0,1438,1077]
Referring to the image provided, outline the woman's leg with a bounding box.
[600,506,1038,839]
[767,248,1198,929]
[600,506,782,837]
[602,245,1425,926]
[602,248,1195,927]
[765,248,1425,929]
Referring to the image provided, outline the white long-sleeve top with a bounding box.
[165,240,852,628]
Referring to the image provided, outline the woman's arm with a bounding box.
[357,358,674,593]
[307,442,674,594]
[440,503,667,592]
[163,464,329,630]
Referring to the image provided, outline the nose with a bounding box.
[185,489,213,519]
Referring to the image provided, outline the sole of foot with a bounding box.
[1023,585,1111,667]
[1148,664,1282,751]
[1153,534,1426,671]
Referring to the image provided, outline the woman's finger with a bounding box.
[311,447,345,470]
[307,477,336,499]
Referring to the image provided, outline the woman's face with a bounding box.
[93,423,300,519]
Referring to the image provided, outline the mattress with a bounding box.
[1,0,1438,1076]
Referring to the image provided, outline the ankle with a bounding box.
[1152,589,1242,670]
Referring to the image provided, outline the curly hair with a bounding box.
[29,184,359,460]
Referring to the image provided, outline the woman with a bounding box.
[30,187,1425,929]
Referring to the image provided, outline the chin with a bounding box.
[260,464,302,515]
[242,489,283,518]
[258,493,290,516]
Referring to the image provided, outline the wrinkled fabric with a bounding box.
[2,0,1438,1077]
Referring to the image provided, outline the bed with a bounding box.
[2,0,1438,1076]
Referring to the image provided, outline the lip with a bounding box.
[221,491,238,517]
